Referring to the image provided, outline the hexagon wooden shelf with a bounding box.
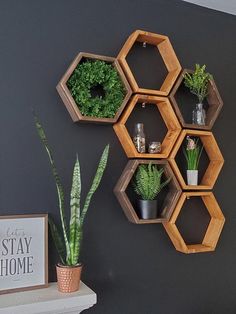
[117,30,181,96]
[114,159,182,224]
[163,192,225,253]
[168,129,224,190]
[56,52,132,124]
[169,69,223,130]
[113,94,181,158]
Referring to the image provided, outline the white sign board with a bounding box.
[0,214,48,294]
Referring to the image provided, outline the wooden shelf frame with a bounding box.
[113,94,182,158]
[114,159,182,224]
[56,52,132,124]
[169,69,223,130]
[163,192,225,253]
[168,129,224,190]
[117,30,182,96]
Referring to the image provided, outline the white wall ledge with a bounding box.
[0,282,97,314]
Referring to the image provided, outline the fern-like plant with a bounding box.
[184,64,212,103]
[133,163,171,200]
[34,116,109,266]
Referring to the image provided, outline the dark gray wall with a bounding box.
[0,0,236,313]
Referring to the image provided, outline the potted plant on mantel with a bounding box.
[34,116,109,293]
[183,136,203,185]
[133,163,171,219]
[184,64,212,126]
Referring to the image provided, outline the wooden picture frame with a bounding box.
[0,214,48,294]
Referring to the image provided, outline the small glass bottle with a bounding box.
[192,103,206,126]
[133,123,146,153]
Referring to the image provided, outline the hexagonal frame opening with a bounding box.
[169,69,223,130]
[114,159,182,224]
[113,94,181,158]
[56,52,132,123]
[117,30,181,96]
[163,192,225,253]
[168,129,224,190]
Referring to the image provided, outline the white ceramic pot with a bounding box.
[187,170,198,185]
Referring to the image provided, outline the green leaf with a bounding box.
[133,163,171,200]
[69,156,81,265]
[80,144,109,224]
[34,114,71,262]
[184,64,212,102]
[48,216,66,265]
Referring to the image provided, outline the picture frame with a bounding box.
[0,214,48,294]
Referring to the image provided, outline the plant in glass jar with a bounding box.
[133,163,171,219]
[183,136,203,185]
[184,64,212,126]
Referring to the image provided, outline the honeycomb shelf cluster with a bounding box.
[57,30,225,254]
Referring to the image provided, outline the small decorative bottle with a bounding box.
[192,103,206,126]
[133,123,146,153]
[148,141,161,154]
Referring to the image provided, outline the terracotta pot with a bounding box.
[56,263,82,293]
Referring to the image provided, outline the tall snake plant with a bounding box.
[34,116,109,266]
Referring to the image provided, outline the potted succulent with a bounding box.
[184,64,212,126]
[183,136,203,185]
[133,163,171,219]
[34,116,109,293]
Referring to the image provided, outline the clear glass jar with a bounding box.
[133,123,146,153]
[148,141,161,154]
[192,103,206,126]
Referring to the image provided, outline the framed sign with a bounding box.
[0,214,48,294]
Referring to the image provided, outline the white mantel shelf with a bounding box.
[0,282,97,314]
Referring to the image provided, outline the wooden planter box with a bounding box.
[117,30,181,96]
[114,159,181,224]
[169,69,223,130]
[57,52,132,123]
[113,94,181,158]
[168,129,224,190]
[163,192,225,254]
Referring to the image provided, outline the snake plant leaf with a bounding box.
[80,144,109,224]
[69,156,81,265]
[34,115,70,261]
[48,216,66,265]
[72,223,83,265]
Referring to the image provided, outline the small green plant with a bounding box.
[34,116,109,266]
[67,59,125,118]
[133,163,171,200]
[183,136,203,170]
[184,64,212,103]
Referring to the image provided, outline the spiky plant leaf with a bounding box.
[80,144,109,224]
[69,156,81,265]
[183,137,203,170]
[34,115,70,261]
[48,216,66,265]
[133,163,171,200]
